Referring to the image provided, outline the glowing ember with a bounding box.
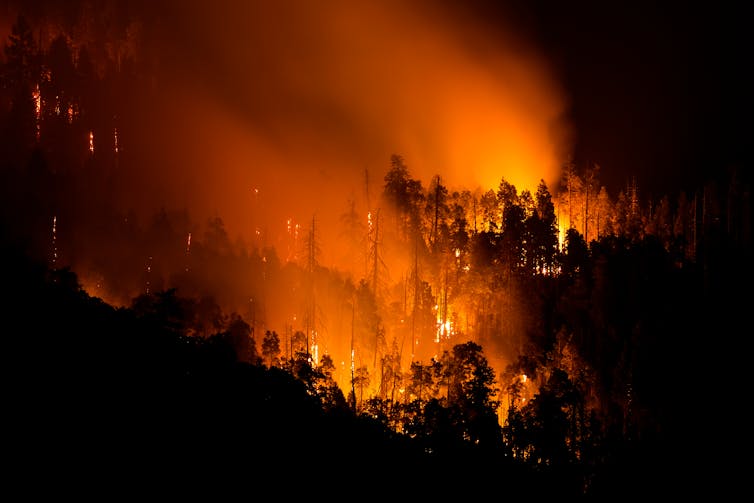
[33,84,41,141]
[145,256,153,294]
[311,338,319,365]
[185,232,191,272]
[51,215,57,268]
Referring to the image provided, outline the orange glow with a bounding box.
[18,1,575,420]
[138,0,571,273]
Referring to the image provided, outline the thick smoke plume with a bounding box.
[137,0,571,266]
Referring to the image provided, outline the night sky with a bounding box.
[472,0,752,197]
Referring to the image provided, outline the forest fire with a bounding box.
[0,1,748,497]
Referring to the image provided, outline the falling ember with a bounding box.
[89,131,94,154]
[114,127,119,154]
[312,337,319,365]
[33,84,40,114]
[185,232,192,272]
[285,222,301,262]
[33,84,41,141]
[145,256,153,294]
[51,215,57,269]
[286,218,298,262]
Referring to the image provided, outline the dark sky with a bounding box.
[465,0,752,198]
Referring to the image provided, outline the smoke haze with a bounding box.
[0,0,572,391]
[131,0,570,266]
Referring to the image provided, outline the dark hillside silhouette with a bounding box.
[2,231,578,497]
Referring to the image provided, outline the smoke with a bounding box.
[133,0,571,268]
[0,0,573,396]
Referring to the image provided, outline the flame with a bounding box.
[311,336,319,365]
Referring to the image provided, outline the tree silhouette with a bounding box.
[225,313,258,364]
[353,365,370,409]
[562,227,589,279]
[529,179,559,274]
[383,153,424,239]
[443,341,501,447]
[262,329,281,367]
